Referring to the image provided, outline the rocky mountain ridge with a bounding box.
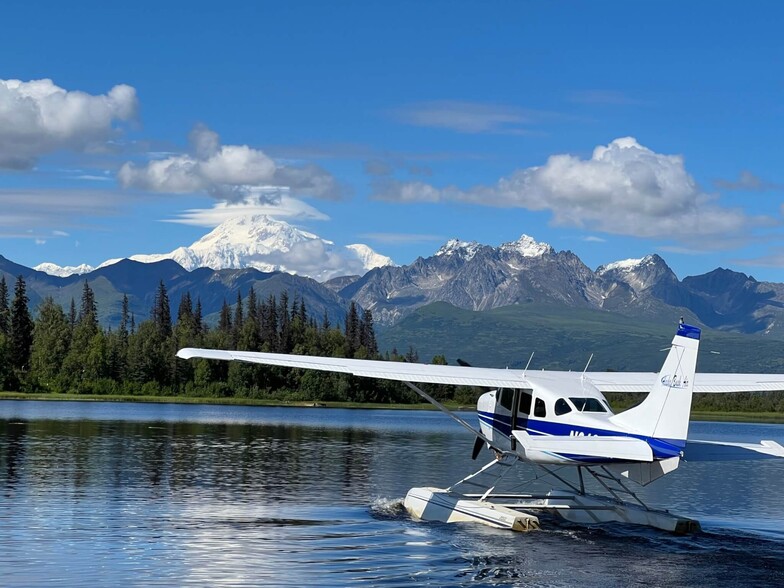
[339,240,784,336]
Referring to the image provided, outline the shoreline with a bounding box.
[1,392,782,423]
[0,391,443,412]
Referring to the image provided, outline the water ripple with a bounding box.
[1,401,783,587]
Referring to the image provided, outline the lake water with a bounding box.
[1,400,783,587]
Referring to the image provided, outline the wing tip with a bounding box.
[176,348,195,359]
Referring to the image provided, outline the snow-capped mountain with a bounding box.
[435,239,483,261]
[499,234,554,258]
[33,262,95,277]
[434,234,552,264]
[345,244,394,271]
[37,215,395,282]
[596,254,679,294]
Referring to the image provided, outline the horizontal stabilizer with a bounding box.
[684,439,784,461]
[587,372,784,394]
[512,431,653,463]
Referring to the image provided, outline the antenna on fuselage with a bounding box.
[523,352,535,377]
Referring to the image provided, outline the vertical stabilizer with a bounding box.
[611,324,700,443]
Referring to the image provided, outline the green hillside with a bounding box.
[377,302,784,373]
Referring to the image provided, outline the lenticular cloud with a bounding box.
[0,78,138,169]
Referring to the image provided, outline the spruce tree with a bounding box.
[345,301,360,356]
[261,295,278,350]
[194,298,203,335]
[10,275,34,375]
[246,287,258,324]
[233,290,244,345]
[0,275,9,337]
[218,299,232,334]
[278,292,291,352]
[240,287,260,351]
[112,294,131,381]
[119,294,130,340]
[360,308,378,356]
[174,291,198,346]
[79,281,99,337]
[68,298,77,331]
[152,280,172,339]
[177,292,193,324]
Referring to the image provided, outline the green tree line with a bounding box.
[0,274,425,403]
[0,274,780,411]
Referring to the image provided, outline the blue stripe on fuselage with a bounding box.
[525,419,684,459]
[477,411,512,436]
[477,411,684,460]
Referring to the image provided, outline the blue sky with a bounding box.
[2,0,783,280]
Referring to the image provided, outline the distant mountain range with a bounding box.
[0,255,354,328]
[7,217,784,347]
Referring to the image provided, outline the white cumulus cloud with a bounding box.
[118,124,342,200]
[373,137,775,245]
[0,78,138,169]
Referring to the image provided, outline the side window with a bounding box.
[569,397,607,413]
[519,390,532,415]
[534,398,547,418]
[554,398,572,416]
[499,389,514,411]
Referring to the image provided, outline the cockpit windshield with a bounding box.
[569,397,607,413]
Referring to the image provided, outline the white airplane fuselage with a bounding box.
[476,322,702,466]
[476,381,683,465]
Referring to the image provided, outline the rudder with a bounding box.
[610,323,701,444]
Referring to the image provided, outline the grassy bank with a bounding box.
[0,391,444,411]
[1,391,781,422]
[690,410,784,424]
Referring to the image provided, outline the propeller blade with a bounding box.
[471,436,485,460]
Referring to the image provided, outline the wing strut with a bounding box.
[403,381,503,453]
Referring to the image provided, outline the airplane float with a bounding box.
[177,322,784,534]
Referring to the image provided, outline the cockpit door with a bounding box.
[517,389,533,431]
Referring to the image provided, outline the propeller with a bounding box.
[458,358,491,460]
[471,436,485,460]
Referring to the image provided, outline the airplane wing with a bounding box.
[177,348,531,389]
[684,439,784,461]
[585,372,784,394]
[178,348,784,393]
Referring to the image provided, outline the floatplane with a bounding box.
[177,322,784,534]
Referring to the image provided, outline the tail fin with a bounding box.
[611,323,701,443]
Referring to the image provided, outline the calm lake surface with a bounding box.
[1,400,783,587]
